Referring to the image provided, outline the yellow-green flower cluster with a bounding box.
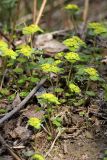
[2,48,18,59]
[65,4,79,13]
[0,40,17,59]
[18,45,33,57]
[22,24,43,35]
[41,60,62,73]
[28,117,41,129]
[32,153,45,160]
[84,67,98,76]
[65,52,80,63]
[84,67,99,81]
[63,36,86,52]
[88,22,107,36]
[38,93,60,105]
[69,83,81,94]
[0,40,8,52]
[55,52,64,59]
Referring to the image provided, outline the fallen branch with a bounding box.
[0,78,46,125]
[0,134,22,160]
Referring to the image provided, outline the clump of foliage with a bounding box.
[63,36,86,51]
[87,22,107,36]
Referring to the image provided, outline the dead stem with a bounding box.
[35,0,47,25]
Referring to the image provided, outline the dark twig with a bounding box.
[0,134,22,160]
[0,78,46,125]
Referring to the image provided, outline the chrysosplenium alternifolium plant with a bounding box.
[69,83,81,94]
[38,93,60,105]
[17,45,34,57]
[41,60,62,73]
[0,40,17,59]
[64,52,80,63]
[88,22,107,36]
[84,67,100,81]
[65,4,79,14]
[28,117,41,129]
[22,24,43,35]
[63,36,86,52]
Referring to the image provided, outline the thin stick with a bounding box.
[35,0,47,25]
[83,0,90,27]
[0,134,22,160]
[0,69,8,89]
[33,0,37,23]
[45,130,61,158]
[0,78,46,125]
[81,0,90,38]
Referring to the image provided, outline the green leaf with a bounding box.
[52,117,62,127]
[28,77,40,83]
[54,88,64,93]
[86,91,96,97]
[8,94,16,101]
[17,57,27,63]
[19,91,29,97]
[89,75,100,81]
[13,68,23,74]
[73,99,85,106]
[0,108,7,114]
[0,88,9,95]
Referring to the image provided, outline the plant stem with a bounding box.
[71,14,77,33]
[85,79,90,98]
[67,64,72,85]
[41,124,51,136]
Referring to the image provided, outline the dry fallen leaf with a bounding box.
[35,33,67,54]
[11,126,31,140]
[23,105,45,119]
[12,93,21,108]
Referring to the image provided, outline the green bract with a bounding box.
[22,24,43,35]
[84,67,98,76]
[2,48,18,59]
[63,36,86,51]
[32,153,45,160]
[65,4,79,13]
[69,83,81,94]
[84,67,99,81]
[65,52,80,63]
[0,40,8,52]
[38,93,60,105]
[88,22,107,36]
[17,45,34,57]
[41,60,62,73]
[55,52,64,59]
[28,117,41,129]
